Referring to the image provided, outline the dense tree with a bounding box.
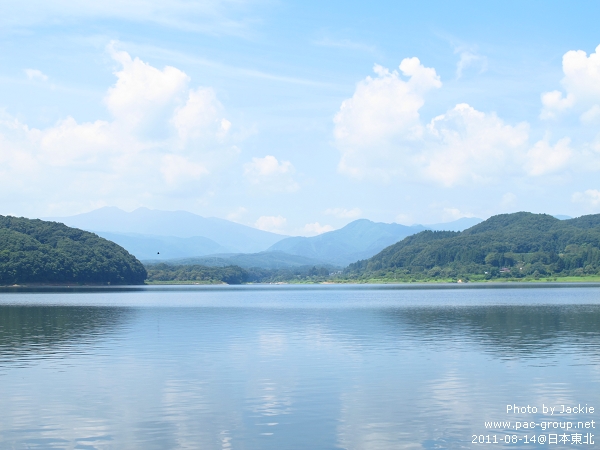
[345,212,600,281]
[0,216,146,285]
[145,264,248,284]
[145,263,337,284]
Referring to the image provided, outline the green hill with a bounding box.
[345,212,600,281]
[0,216,147,285]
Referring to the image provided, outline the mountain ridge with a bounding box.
[268,219,427,266]
[266,217,484,266]
[95,232,231,260]
[46,207,287,254]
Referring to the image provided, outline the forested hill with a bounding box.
[0,216,147,285]
[346,212,600,281]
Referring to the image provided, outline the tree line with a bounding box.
[145,263,335,284]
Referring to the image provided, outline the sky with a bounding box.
[1,0,600,236]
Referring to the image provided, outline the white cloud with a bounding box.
[541,44,600,120]
[334,58,441,180]
[0,44,236,213]
[572,189,600,208]
[24,69,48,81]
[333,61,555,186]
[581,105,600,124]
[525,137,573,176]
[423,104,529,186]
[245,155,292,177]
[106,43,190,132]
[323,207,362,219]
[338,99,529,186]
[171,88,230,142]
[441,208,474,221]
[254,215,287,234]
[540,90,575,119]
[333,59,594,187]
[243,155,299,192]
[303,222,334,236]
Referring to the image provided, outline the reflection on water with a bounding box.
[0,306,131,365]
[0,286,599,449]
[388,305,600,359]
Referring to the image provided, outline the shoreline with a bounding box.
[3,277,600,289]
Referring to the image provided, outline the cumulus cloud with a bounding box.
[540,91,575,119]
[324,207,362,219]
[541,44,600,120]
[572,189,600,209]
[335,97,531,186]
[423,104,529,186]
[24,69,48,81]
[303,222,334,236]
[171,88,231,142]
[106,44,190,133]
[333,59,590,186]
[0,44,236,213]
[334,58,441,180]
[243,155,299,192]
[525,137,573,176]
[254,215,287,234]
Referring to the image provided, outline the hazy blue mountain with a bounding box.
[553,214,572,220]
[147,251,332,269]
[424,217,483,231]
[95,232,231,261]
[47,207,287,253]
[267,219,428,266]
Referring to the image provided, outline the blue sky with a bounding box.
[1,0,600,235]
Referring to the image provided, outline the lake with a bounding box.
[1,284,599,449]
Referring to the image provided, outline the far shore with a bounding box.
[3,276,600,289]
[146,276,600,285]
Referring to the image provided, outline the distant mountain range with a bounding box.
[46,207,287,254]
[94,232,230,261]
[266,217,483,266]
[46,207,485,268]
[267,219,427,266]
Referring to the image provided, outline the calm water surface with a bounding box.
[1,284,599,449]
